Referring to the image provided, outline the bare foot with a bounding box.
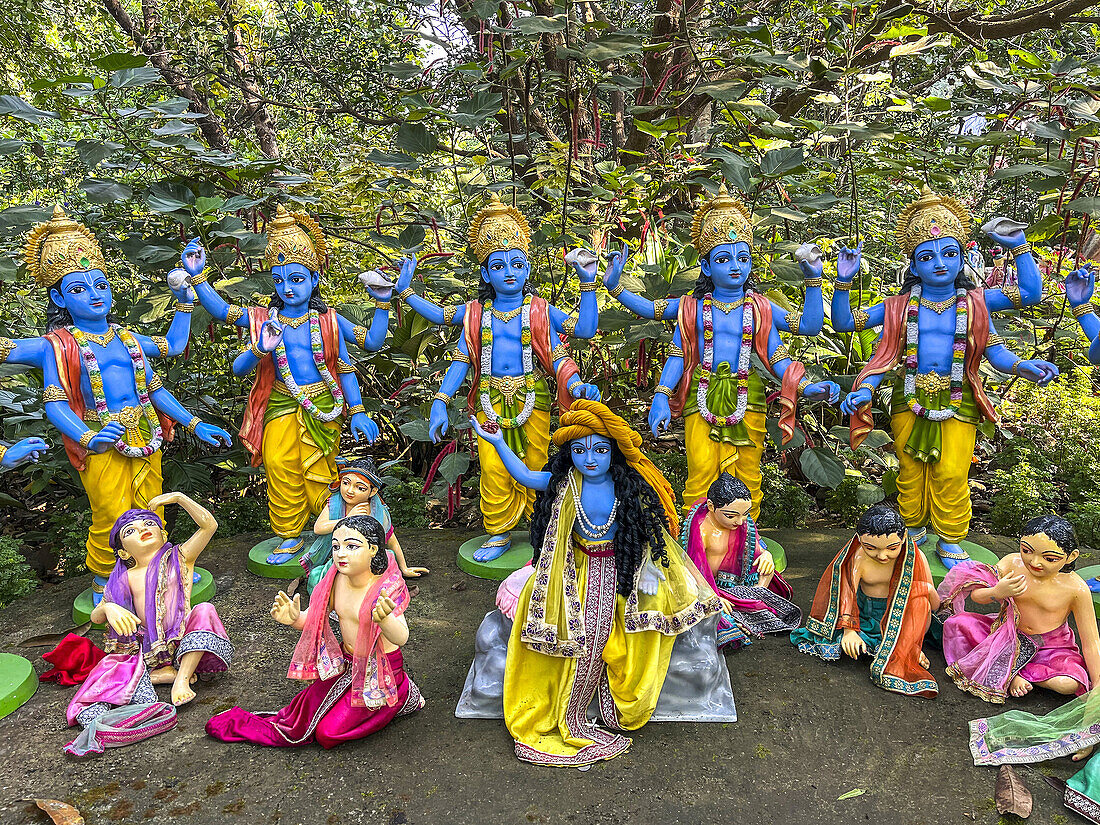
[1074,745,1095,762]
[1009,675,1033,697]
[918,651,930,668]
[171,674,198,707]
[150,665,178,685]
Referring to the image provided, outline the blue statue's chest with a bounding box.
[486,317,526,376]
[914,306,963,372]
[695,305,748,368]
[77,338,141,407]
[278,324,327,383]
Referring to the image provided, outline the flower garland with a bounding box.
[697,293,753,427]
[70,324,163,458]
[268,308,345,422]
[479,295,536,429]
[903,283,967,421]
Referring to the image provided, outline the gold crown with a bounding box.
[690,183,754,257]
[262,205,327,272]
[895,185,972,258]
[24,205,107,287]
[468,193,531,263]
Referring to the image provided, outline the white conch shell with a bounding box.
[564,248,598,269]
[794,242,823,265]
[980,217,1028,237]
[166,267,190,291]
[358,269,395,290]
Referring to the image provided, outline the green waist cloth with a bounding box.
[790,588,886,653]
[265,387,340,456]
[683,363,765,446]
[484,376,550,459]
[886,372,979,464]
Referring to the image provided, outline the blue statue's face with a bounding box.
[272,263,318,311]
[910,238,962,290]
[570,435,613,480]
[50,270,112,326]
[481,249,529,298]
[700,242,752,291]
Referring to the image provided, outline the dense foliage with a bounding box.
[3,0,1100,584]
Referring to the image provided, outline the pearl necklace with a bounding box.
[569,471,617,538]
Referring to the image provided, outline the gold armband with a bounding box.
[353,325,368,350]
[0,336,13,363]
[579,280,597,292]
[337,358,357,374]
[79,430,96,448]
[443,305,457,324]
[0,443,6,464]
[451,351,471,364]
[189,269,209,285]
[1011,242,1032,259]
[668,344,684,358]
[175,302,195,313]
[858,382,877,394]
[147,374,164,391]
[1010,358,1022,375]
[186,416,201,433]
[1003,281,1022,310]
[652,298,670,320]
[654,385,673,398]
[797,377,811,394]
[785,311,802,333]
[399,286,415,300]
[433,391,452,404]
[609,283,625,298]
[561,316,577,336]
[834,281,852,291]
[43,385,68,403]
[987,334,1006,347]
[551,342,570,361]
[1073,303,1095,319]
[769,344,790,365]
[374,300,391,311]
[852,308,870,333]
[250,341,267,359]
[346,404,366,416]
[803,277,823,288]
[225,305,244,324]
[152,336,169,357]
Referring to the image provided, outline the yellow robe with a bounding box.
[503,472,720,766]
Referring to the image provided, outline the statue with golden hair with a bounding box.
[1,206,231,605]
[395,192,601,564]
[606,182,840,521]
[186,205,392,567]
[836,185,1057,568]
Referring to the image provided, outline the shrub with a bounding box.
[987,460,1056,535]
[217,493,269,534]
[820,474,884,529]
[760,463,813,529]
[48,508,91,578]
[0,537,37,608]
[1068,499,1100,551]
[381,465,430,530]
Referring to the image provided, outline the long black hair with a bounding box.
[530,441,670,597]
[333,514,388,575]
[898,240,977,296]
[268,267,329,313]
[691,247,757,299]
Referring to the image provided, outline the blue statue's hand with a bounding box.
[469,415,504,446]
[1088,577,1100,594]
[170,284,195,303]
[182,238,206,279]
[87,421,126,453]
[649,392,672,437]
[1,436,48,468]
[428,400,450,443]
[1066,264,1095,307]
[803,380,841,405]
[1016,360,1059,386]
[841,387,873,416]
[836,240,863,283]
[602,242,630,291]
[798,257,823,280]
[396,255,416,295]
[349,413,378,443]
[986,229,1026,249]
[570,382,601,401]
[194,422,233,447]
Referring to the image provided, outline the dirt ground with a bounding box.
[0,526,1093,825]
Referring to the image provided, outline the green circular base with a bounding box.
[921,535,999,587]
[457,533,534,581]
[0,654,38,721]
[761,536,786,574]
[73,567,215,626]
[1075,565,1100,619]
[247,535,314,578]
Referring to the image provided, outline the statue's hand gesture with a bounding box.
[271,591,301,626]
[802,380,841,406]
[836,241,863,283]
[427,401,450,443]
[603,243,630,291]
[349,413,379,443]
[2,436,48,468]
[87,421,126,454]
[841,628,868,659]
[649,392,672,437]
[396,255,416,295]
[470,415,504,446]
[1066,264,1095,308]
[638,558,666,596]
[840,387,873,416]
[753,549,776,578]
[104,603,142,637]
[182,238,206,279]
[570,382,602,401]
[257,319,283,353]
[372,587,398,624]
[195,422,233,447]
[1016,359,1059,386]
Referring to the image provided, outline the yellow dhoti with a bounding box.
[262,387,341,539]
[475,378,551,536]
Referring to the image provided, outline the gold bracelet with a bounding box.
[0,443,6,464]
[609,283,625,298]
[225,305,244,324]
[668,344,684,358]
[353,325,368,350]
[1009,358,1021,375]
[652,298,670,320]
[0,336,14,363]
[654,385,673,397]
[346,404,366,415]
[79,430,96,448]
[785,310,802,333]
[797,377,811,394]
[803,277,822,288]
[579,281,597,292]
[43,385,68,402]
[1003,282,1022,310]
[189,269,209,285]
[250,341,267,359]
[1011,242,1032,258]
[834,281,852,291]
[769,344,790,365]
[451,351,471,364]
[152,336,169,357]
[186,416,201,433]
[1073,303,1095,319]
[433,391,452,404]
[853,308,870,333]
[175,302,195,314]
[551,342,570,361]
[147,374,163,391]
[858,382,877,393]
[443,305,457,324]
[561,316,577,336]
[374,300,391,310]
[399,287,415,300]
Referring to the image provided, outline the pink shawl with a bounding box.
[287,551,409,709]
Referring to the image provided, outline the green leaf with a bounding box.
[364,149,420,170]
[145,181,195,213]
[584,32,644,61]
[799,447,846,489]
[194,196,225,215]
[450,91,501,127]
[438,451,471,484]
[514,14,566,34]
[992,163,1066,180]
[381,62,422,80]
[837,789,866,801]
[399,418,432,441]
[759,147,805,177]
[79,178,133,203]
[76,139,123,169]
[92,52,148,71]
[0,139,23,155]
[1067,196,1100,216]
[0,204,51,230]
[110,66,163,88]
[151,120,199,136]
[394,123,438,154]
[855,483,884,507]
[922,96,952,112]
[0,94,57,123]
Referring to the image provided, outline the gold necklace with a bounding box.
[278,312,310,328]
[919,296,956,314]
[491,306,523,322]
[710,297,745,314]
[80,327,115,346]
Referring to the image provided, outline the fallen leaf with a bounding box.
[451,581,467,592]
[19,623,92,648]
[837,789,865,800]
[284,578,301,597]
[407,585,420,599]
[995,765,1033,818]
[27,799,84,824]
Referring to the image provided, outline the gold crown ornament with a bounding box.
[895,185,972,259]
[690,183,754,257]
[262,205,328,273]
[24,206,107,287]
[468,193,531,263]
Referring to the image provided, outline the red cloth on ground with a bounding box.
[41,634,106,686]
